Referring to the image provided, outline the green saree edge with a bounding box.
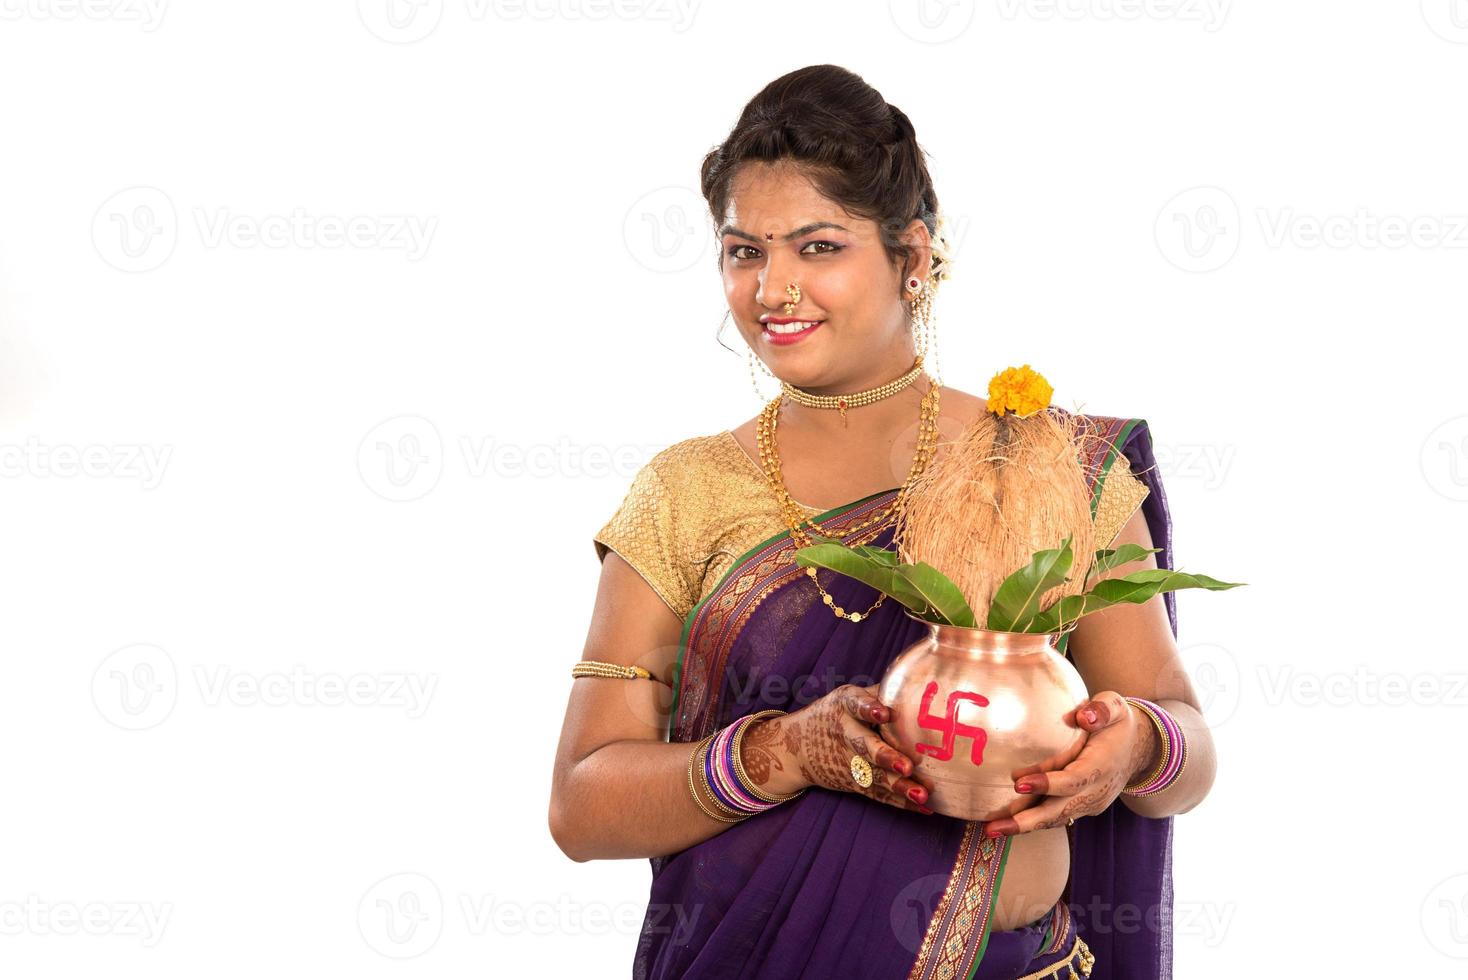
[965,833,1015,980]
[665,485,900,735]
[1088,416,1144,520]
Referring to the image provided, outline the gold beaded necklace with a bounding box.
[754,361,942,623]
[781,360,924,426]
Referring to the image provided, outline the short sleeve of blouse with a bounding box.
[592,460,693,621]
[1092,451,1150,548]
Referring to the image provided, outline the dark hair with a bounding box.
[701,65,945,349]
[695,63,939,281]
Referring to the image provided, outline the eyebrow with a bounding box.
[718,221,850,243]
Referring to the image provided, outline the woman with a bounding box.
[549,65,1216,979]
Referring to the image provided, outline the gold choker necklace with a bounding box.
[780,356,925,425]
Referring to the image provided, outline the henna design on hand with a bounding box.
[740,716,788,786]
[783,685,916,807]
[781,717,814,783]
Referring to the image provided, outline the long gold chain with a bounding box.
[754,366,941,623]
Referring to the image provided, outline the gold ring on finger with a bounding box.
[849,754,873,788]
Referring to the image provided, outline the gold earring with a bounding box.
[907,276,942,385]
[783,282,801,316]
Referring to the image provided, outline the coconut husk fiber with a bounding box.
[894,408,1116,626]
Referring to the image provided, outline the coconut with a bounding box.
[894,406,1118,626]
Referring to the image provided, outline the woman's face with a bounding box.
[719,161,930,393]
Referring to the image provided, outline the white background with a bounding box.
[2,1,1464,976]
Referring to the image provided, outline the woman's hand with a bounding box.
[984,691,1156,837]
[743,684,936,814]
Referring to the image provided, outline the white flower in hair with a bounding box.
[930,211,955,284]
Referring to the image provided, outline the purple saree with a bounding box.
[633,415,1178,980]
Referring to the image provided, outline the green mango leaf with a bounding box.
[1098,569,1245,594]
[1024,593,1097,635]
[792,543,896,594]
[793,543,937,621]
[1028,568,1247,632]
[853,544,900,567]
[885,572,940,622]
[986,535,1075,632]
[795,532,1244,636]
[1089,543,1162,577]
[894,562,977,628]
[792,543,974,626]
[803,531,898,567]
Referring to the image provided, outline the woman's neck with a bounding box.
[778,367,937,441]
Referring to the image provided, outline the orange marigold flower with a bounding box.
[986,364,1053,418]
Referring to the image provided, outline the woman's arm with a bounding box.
[549,551,930,859]
[548,553,743,862]
[1065,505,1218,818]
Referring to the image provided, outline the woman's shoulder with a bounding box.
[1043,401,1144,430]
[642,429,757,483]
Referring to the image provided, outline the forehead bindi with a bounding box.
[722,171,855,242]
[719,218,853,244]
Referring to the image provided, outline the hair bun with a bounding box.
[886,103,918,145]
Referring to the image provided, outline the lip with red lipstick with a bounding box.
[760,314,825,346]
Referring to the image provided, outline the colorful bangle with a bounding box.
[1122,697,1187,797]
[703,710,806,817]
[704,718,766,816]
[687,734,745,823]
[731,710,805,805]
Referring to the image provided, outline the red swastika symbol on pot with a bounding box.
[914,680,990,766]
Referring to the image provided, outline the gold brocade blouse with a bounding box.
[592,429,1150,623]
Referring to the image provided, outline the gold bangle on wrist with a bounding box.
[1122,697,1187,797]
[688,734,746,823]
[730,709,805,805]
[1123,700,1170,794]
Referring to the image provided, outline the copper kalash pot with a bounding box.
[877,611,1090,822]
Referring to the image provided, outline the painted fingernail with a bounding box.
[1015,782,1033,794]
[907,786,927,804]
[984,824,1005,837]
[917,804,935,815]
[897,758,912,776]
[1082,708,1097,725]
